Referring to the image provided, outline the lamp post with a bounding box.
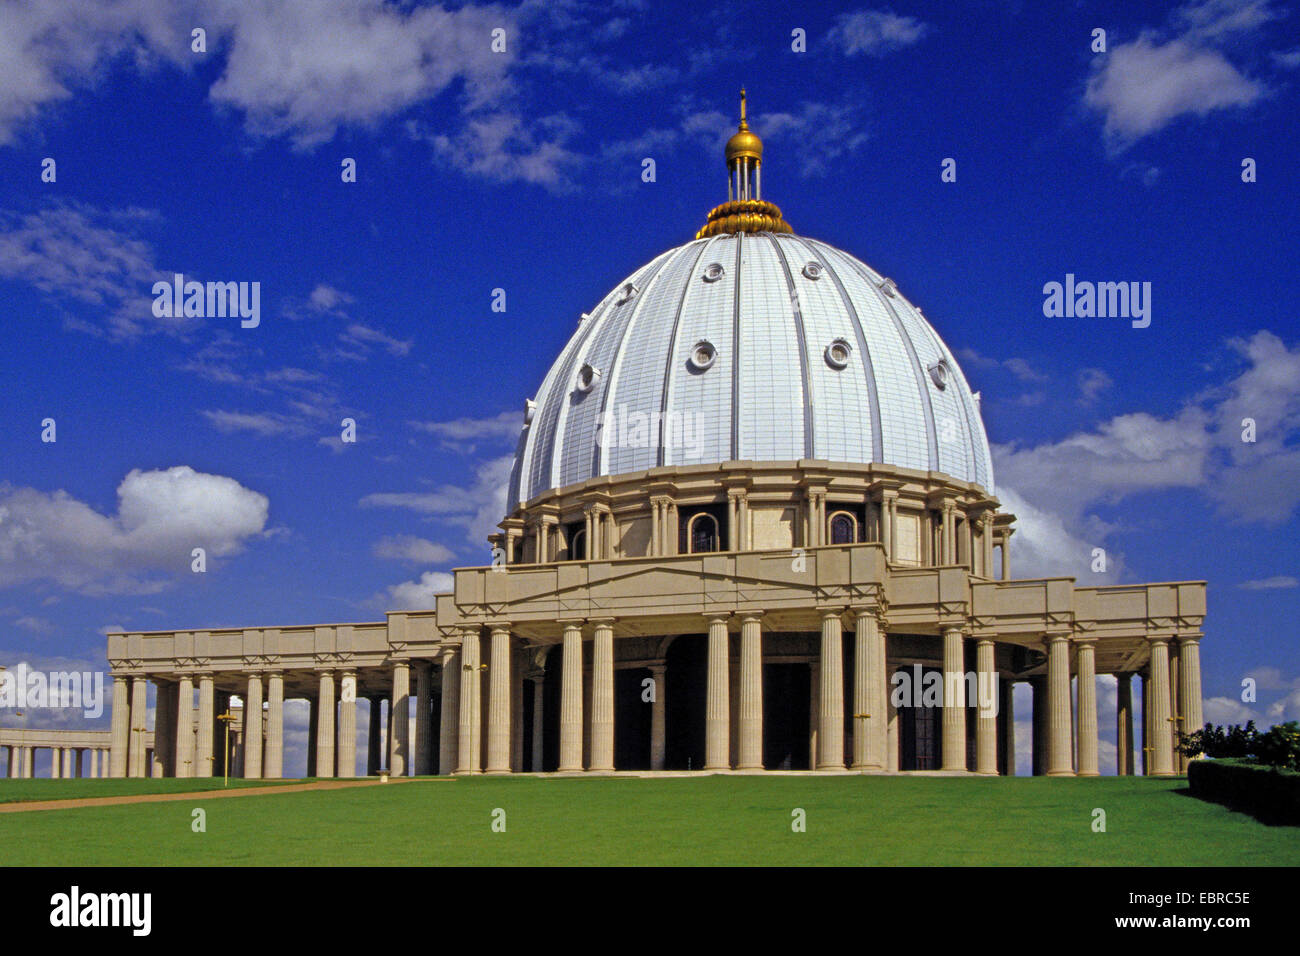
[217,709,236,787]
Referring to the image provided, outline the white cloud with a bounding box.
[0,466,269,594]
[385,570,455,611]
[361,454,513,547]
[995,486,1123,582]
[415,111,583,190]
[338,322,412,359]
[1239,575,1298,590]
[201,410,303,437]
[826,10,929,58]
[373,535,455,564]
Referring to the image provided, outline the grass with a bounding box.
[1,774,1297,866]
[0,777,301,804]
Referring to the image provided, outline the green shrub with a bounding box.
[1188,758,1300,825]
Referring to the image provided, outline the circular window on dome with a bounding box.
[878,277,897,298]
[576,363,601,393]
[702,262,725,283]
[689,340,717,371]
[802,261,824,280]
[824,338,852,370]
[928,359,949,390]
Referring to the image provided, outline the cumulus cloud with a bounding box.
[826,9,929,57]
[994,331,1300,579]
[373,535,456,564]
[411,411,522,453]
[0,466,269,594]
[1082,0,1286,149]
[385,570,455,611]
[1239,575,1298,590]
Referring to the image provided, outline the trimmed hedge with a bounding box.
[1188,758,1300,825]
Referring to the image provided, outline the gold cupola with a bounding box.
[696,89,793,239]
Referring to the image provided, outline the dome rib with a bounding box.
[766,233,816,459]
[655,238,713,467]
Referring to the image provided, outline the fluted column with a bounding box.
[152,679,172,777]
[1169,650,1181,771]
[1045,633,1074,776]
[738,614,764,770]
[1075,640,1099,776]
[558,623,584,771]
[336,671,357,777]
[195,674,213,778]
[705,614,731,770]
[649,663,666,770]
[941,627,967,771]
[590,619,616,772]
[817,610,845,770]
[853,609,887,771]
[243,674,263,779]
[389,661,410,777]
[128,676,147,778]
[1147,637,1175,776]
[1116,673,1134,776]
[439,645,460,774]
[110,676,129,778]
[1142,670,1151,775]
[413,662,432,775]
[1178,634,1204,771]
[174,675,194,778]
[315,671,336,778]
[261,673,282,779]
[486,626,513,773]
[974,638,997,774]
[457,630,481,773]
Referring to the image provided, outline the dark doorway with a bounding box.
[542,655,561,771]
[615,667,653,769]
[763,663,811,769]
[665,636,706,769]
[899,666,941,770]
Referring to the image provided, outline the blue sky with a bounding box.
[0,0,1297,773]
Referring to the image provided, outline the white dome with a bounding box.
[508,231,994,510]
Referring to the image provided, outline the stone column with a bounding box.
[649,663,666,771]
[558,623,584,771]
[705,614,731,770]
[589,619,616,772]
[456,631,480,773]
[941,627,967,771]
[1045,633,1074,776]
[1116,673,1134,776]
[1030,676,1045,776]
[243,674,263,779]
[336,671,357,778]
[315,671,336,778]
[195,674,214,778]
[174,675,194,778]
[1147,637,1175,776]
[886,664,900,771]
[413,662,433,775]
[737,614,764,770]
[531,676,546,771]
[1178,634,1204,772]
[439,645,460,775]
[22,747,33,778]
[1075,641,1099,776]
[128,676,148,778]
[974,638,997,775]
[855,610,887,771]
[486,626,513,773]
[90,748,99,779]
[262,673,283,779]
[389,661,410,777]
[110,676,129,777]
[1168,650,1181,771]
[1002,679,1016,776]
[152,680,172,777]
[1141,670,1151,775]
[817,611,845,770]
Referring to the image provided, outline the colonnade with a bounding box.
[2,744,112,778]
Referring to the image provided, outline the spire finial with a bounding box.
[739,87,748,129]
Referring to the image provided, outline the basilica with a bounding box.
[91,94,1205,782]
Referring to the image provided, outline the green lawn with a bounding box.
[1,775,1296,866]
[0,777,301,804]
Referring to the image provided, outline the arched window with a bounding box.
[829,511,857,545]
[688,513,720,554]
[570,528,586,561]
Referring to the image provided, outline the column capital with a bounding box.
[1176,632,1203,645]
[487,621,513,634]
[587,616,616,628]
[974,636,995,648]
[1145,632,1174,646]
[1072,636,1098,648]
[703,611,731,625]
[851,603,887,624]
[1041,629,1072,647]
[819,607,846,621]
[737,611,764,625]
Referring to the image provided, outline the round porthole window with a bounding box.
[689,340,717,371]
[879,277,897,298]
[702,262,725,282]
[802,261,824,280]
[825,338,852,369]
[928,360,949,390]
[577,363,601,393]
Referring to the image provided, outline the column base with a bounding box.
[1046,770,1076,777]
